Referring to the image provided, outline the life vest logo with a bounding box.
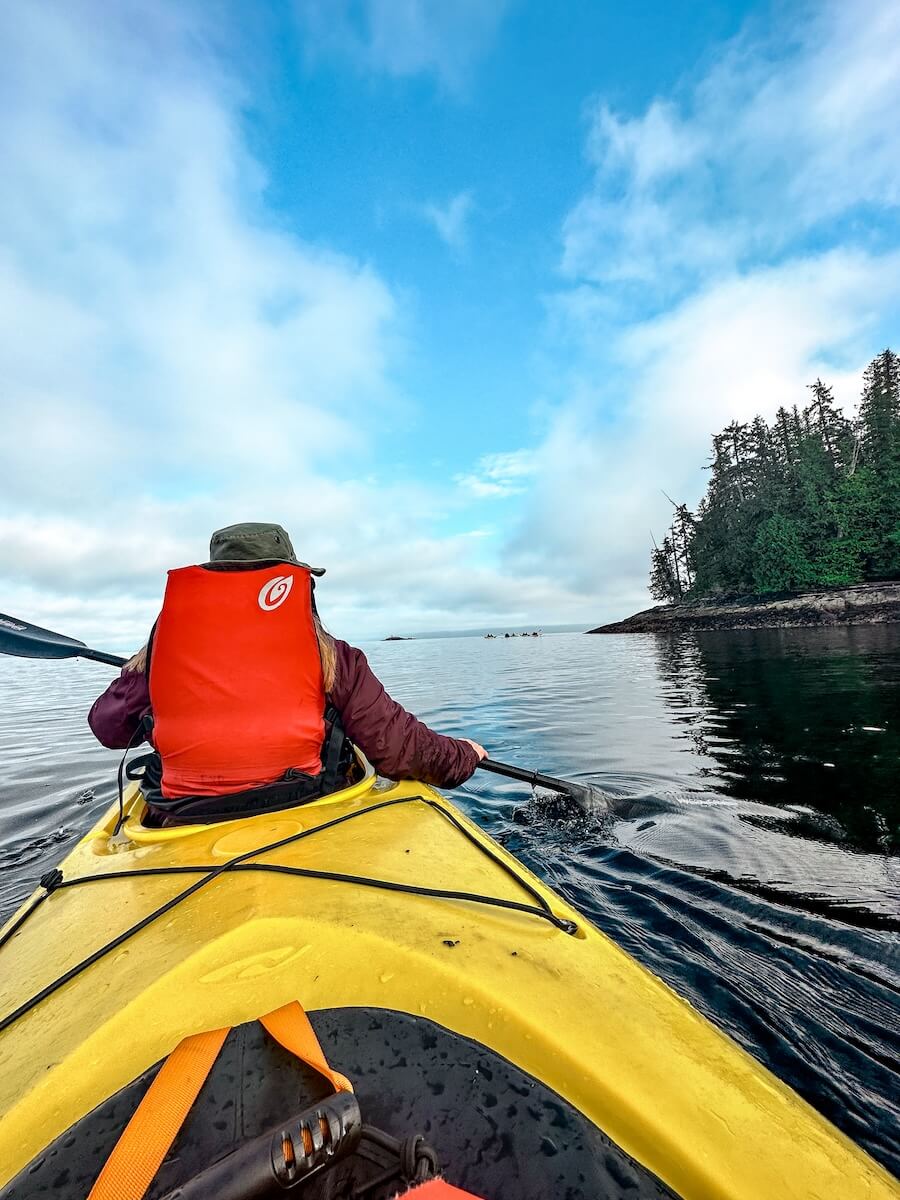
[258,575,293,611]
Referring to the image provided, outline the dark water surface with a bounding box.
[1,627,898,1177]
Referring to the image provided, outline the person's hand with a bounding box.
[461,738,487,761]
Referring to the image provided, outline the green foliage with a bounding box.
[649,545,677,602]
[649,348,900,601]
[751,515,814,592]
[812,538,864,588]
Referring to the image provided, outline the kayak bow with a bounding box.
[0,764,894,1200]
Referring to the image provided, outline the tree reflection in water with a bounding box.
[651,626,899,856]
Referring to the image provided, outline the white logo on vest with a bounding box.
[258,575,293,611]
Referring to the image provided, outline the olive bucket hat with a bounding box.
[208,522,325,576]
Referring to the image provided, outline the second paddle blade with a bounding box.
[0,613,89,660]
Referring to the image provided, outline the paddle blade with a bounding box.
[0,613,89,660]
[560,782,609,815]
[478,758,609,815]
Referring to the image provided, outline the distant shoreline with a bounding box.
[375,623,589,642]
[587,581,900,634]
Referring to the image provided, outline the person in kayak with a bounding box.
[88,522,486,822]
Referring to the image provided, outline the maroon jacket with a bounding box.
[88,638,478,789]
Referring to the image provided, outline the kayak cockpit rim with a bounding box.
[114,749,379,845]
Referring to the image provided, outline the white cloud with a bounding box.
[456,450,537,498]
[4,0,899,652]
[0,1,573,649]
[518,0,900,621]
[296,0,508,91]
[0,2,398,505]
[515,251,900,605]
[422,191,474,250]
[588,100,703,190]
[0,499,595,650]
[563,0,900,292]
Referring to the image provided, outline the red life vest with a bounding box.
[148,563,325,799]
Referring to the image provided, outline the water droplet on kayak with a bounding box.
[462,996,474,1006]
[379,971,394,983]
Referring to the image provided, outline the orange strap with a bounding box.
[87,1025,228,1200]
[260,1000,353,1094]
[88,1002,349,1200]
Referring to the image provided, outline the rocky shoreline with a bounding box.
[588,581,900,634]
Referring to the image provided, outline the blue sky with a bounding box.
[1,0,899,646]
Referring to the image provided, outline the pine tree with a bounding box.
[649,544,677,602]
[774,406,797,470]
[858,350,900,470]
[652,540,681,604]
[688,494,730,595]
[647,347,900,600]
[673,504,696,591]
[857,349,900,576]
[752,514,814,592]
[804,379,850,473]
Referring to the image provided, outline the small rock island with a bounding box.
[589,581,900,634]
[595,350,900,635]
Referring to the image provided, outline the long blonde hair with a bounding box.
[314,613,337,693]
[123,614,336,693]
[123,645,148,673]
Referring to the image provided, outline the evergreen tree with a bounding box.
[649,543,678,602]
[649,527,690,602]
[857,349,900,577]
[773,406,798,471]
[648,347,900,600]
[752,514,814,592]
[688,494,731,595]
[804,379,850,473]
[745,415,780,500]
[858,350,899,470]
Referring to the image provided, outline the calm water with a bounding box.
[1,627,898,1176]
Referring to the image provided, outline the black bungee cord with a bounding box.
[0,793,578,1035]
[115,721,150,834]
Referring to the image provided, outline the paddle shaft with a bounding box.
[478,757,581,796]
[80,648,127,668]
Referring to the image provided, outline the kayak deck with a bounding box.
[0,771,895,1199]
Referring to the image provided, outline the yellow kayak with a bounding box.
[0,763,895,1199]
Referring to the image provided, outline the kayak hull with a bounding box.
[0,772,895,1199]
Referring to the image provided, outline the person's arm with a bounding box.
[331,640,484,788]
[88,663,151,749]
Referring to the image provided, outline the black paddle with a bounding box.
[478,758,607,813]
[0,613,126,668]
[0,612,607,813]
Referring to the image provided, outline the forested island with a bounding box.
[592,348,900,634]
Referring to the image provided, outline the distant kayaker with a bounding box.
[88,523,486,823]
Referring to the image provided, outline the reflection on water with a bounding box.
[655,627,899,853]
[616,627,900,929]
[0,626,898,1177]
